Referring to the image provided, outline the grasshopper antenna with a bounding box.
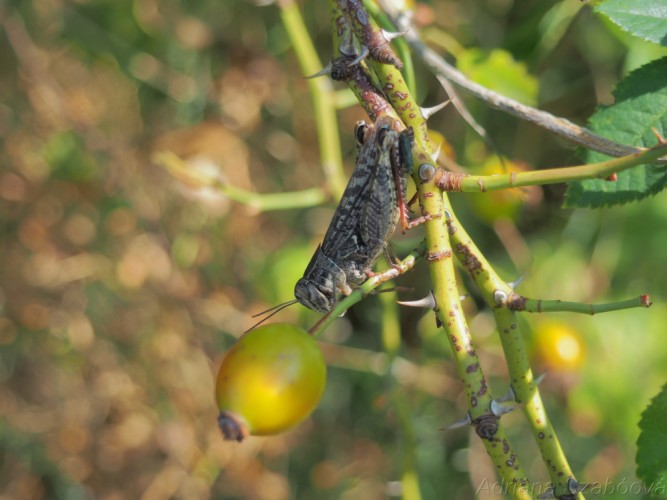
[244,300,299,333]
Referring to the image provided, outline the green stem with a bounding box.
[506,294,652,315]
[333,3,531,492]
[154,151,327,212]
[279,0,347,199]
[336,1,435,164]
[451,143,667,192]
[444,208,583,499]
[417,187,531,497]
[392,385,422,500]
[367,55,434,162]
[378,262,403,357]
[362,0,416,94]
[494,308,583,500]
[377,268,422,500]
[219,186,326,212]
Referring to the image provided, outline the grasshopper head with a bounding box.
[294,278,334,313]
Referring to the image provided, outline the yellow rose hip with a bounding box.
[216,323,326,441]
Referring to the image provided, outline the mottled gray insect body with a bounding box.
[293,246,348,313]
[294,116,414,313]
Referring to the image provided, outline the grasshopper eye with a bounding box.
[354,121,369,145]
[375,125,392,147]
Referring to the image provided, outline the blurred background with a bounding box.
[1,0,666,499]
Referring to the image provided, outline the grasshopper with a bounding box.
[294,115,414,313]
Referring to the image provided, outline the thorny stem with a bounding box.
[154,151,327,211]
[365,47,435,161]
[319,2,658,496]
[444,208,582,499]
[379,2,667,165]
[329,2,434,166]
[330,2,532,495]
[436,143,667,192]
[418,185,531,498]
[494,309,583,500]
[505,294,652,315]
[279,0,347,198]
[325,55,401,122]
[362,0,417,94]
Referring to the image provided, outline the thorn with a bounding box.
[397,291,436,309]
[430,143,442,163]
[420,99,451,120]
[459,294,469,302]
[347,45,369,67]
[538,486,555,500]
[606,173,618,181]
[651,127,666,145]
[304,62,333,79]
[338,33,356,58]
[496,386,516,403]
[508,275,523,290]
[490,399,519,417]
[568,477,588,495]
[381,28,408,42]
[442,412,471,431]
[498,374,544,403]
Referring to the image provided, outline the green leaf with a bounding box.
[457,48,538,106]
[637,383,667,497]
[564,57,667,208]
[596,0,667,46]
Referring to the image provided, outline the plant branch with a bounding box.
[493,308,584,500]
[362,0,417,94]
[378,267,423,500]
[444,208,583,499]
[325,55,401,122]
[154,151,327,211]
[505,293,652,314]
[378,3,667,164]
[433,142,667,192]
[363,43,437,163]
[279,0,347,198]
[331,3,532,490]
[417,187,531,497]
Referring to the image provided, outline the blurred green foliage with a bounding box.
[1,1,666,499]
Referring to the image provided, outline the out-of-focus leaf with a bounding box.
[564,57,667,208]
[466,156,533,224]
[596,0,667,46]
[42,132,99,182]
[636,383,667,497]
[456,48,538,106]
